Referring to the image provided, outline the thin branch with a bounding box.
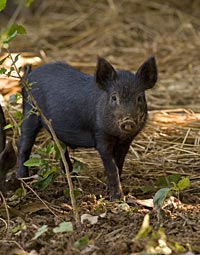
[20,179,58,217]
[0,191,10,237]
[8,50,80,224]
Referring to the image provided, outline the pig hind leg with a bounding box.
[17,114,42,177]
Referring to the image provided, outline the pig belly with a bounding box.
[53,126,95,149]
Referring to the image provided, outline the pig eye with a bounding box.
[110,94,120,106]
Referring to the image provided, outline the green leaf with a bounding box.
[140,185,154,193]
[53,141,66,160]
[168,174,181,184]
[74,235,89,250]
[26,0,34,7]
[134,214,151,240]
[37,166,57,189]
[64,188,81,198]
[24,157,45,167]
[174,242,185,252]
[36,148,50,156]
[9,92,22,104]
[7,66,14,77]
[11,53,20,66]
[0,0,6,11]
[0,55,8,65]
[3,123,13,130]
[42,166,56,179]
[13,111,23,119]
[53,222,73,233]
[72,158,88,173]
[37,173,54,189]
[12,221,26,234]
[32,225,48,240]
[153,187,170,209]
[0,67,7,74]
[177,177,190,191]
[14,187,25,197]
[156,174,180,187]
[45,142,55,155]
[4,24,26,43]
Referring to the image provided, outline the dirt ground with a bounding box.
[0,0,200,254]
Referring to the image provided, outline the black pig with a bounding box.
[18,57,157,199]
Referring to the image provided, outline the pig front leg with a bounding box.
[97,141,123,200]
[113,142,131,177]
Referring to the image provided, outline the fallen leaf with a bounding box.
[81,214,98,225]
[53,222,73,233]
[32,225,48,240]
[127,196,154,208]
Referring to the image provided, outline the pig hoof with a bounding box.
[110,192,124,201]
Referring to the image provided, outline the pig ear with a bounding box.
[96,57,117,90]
[136,57,157,90]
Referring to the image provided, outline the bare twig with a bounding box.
[0,191,10,237]
[20,179,58,217]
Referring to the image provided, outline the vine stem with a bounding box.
[8,51,80,225]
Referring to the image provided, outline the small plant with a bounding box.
[153,175,190,209]
[132,214,186,254]
[32,221,73,240]
[23,141,65,189]
[74,235,89,251]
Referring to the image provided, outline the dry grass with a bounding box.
[1,0,199,199]
[0,0,200,253]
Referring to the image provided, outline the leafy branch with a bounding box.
[9,51,80,224]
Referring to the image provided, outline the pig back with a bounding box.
[23,62,102,147]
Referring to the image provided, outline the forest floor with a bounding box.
[0,1,200,254]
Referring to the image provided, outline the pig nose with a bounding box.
[119,117,135,132]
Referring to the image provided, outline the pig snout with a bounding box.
[119,116,136,133]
